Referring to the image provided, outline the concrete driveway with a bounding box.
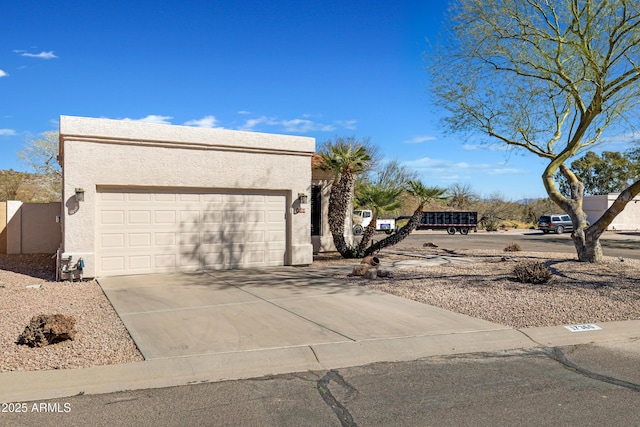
[98,266,526,362]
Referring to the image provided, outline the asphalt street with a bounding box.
[3,341,639,427]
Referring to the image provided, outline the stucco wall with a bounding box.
[0,202,6,254]
[59,115,315,277]
[5,201,61,254]
[583,194,640,231]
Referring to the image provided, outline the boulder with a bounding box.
[17,314,77,347]
[376,269,393,278]
[351,264,370,276]
[364,269,378,279]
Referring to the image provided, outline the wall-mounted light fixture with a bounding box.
[298,193,308,204]
[75,188,85,202]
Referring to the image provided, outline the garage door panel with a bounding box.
[101,211,125,225]
[223,211,245,223]
[129,233,152,247]
[155,211,176,224]
[101,233,125,248]
[96,189,287,276]
[155,254,176,269]
[154,233,176,246]
[129,255,151,270]
[128,193,151,202]
[180,211,200,223]
[203,211,222,223]
[179,232,200,244]
[179,194,199,202]
[129,211,151,224]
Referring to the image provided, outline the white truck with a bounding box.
[352,209,396,235]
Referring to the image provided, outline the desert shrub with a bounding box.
[504,242,522,252]
[484,217,500,232]
[513,260,552,284]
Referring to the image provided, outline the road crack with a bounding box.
[546,347,640,392]
[317,370,359,427]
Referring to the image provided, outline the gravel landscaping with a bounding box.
[323,247,640,329]
[1,247,639,373]
[0,254,143,373]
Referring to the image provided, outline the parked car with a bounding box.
[538,214,573,234]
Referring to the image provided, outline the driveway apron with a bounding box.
[98,267,509,360]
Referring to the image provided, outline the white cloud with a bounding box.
[14,50,58,59]
[403,156,527,178]
[462,143,511,151]
[237,110,252,115]
[404,135,436,144]
[122,115,173,124]
[238,115,355,133]
[281,119,335,133]
[238,116,279,131]
[184,115,219,128]
[0,129,17,136]
[336,119,358,130]
[0,69,8,78]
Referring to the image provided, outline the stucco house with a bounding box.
[58,115,316,278]
[583,193,640,231]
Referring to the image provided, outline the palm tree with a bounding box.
[364,180,447,256]
[319,137,375,258]
[353,182,403,254]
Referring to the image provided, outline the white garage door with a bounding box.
[96,188,287,276]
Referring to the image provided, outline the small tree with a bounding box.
[0,170,25,201]
[447,182,477,210]
[19,131,61,176]
[18,131,62,201]
[429,0,640,262]
[556,150,638,196]
[319,136,377,258]
[363,181,447,256]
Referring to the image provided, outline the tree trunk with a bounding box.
[328,171,357,258]
[355,217,379,256]
[571,227,604,263]
[363,209,423,256]
[544,165,640,263]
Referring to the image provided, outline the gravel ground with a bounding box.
[1,248,639,373]
[321,247,640,329]
[0,254,143,373]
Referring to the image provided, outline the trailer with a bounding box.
[417,211,478,235]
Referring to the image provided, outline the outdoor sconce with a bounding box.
[75,188,85,202]
[298,193,308,204]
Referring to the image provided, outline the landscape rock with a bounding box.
[364,269,378,279]
[423,242,438,248]
[17,314,77,347]
[376,269,393,278]
[351,264,370,276]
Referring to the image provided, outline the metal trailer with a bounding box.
[417,211,478,235]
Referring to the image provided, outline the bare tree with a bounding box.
[429,0,640,262]
[18,130,61,200]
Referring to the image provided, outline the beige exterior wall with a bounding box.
[59,115,315,278]
[5,201,61,254]
[0,202,6,254]
[583,193,640,231]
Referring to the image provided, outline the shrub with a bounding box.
[484,217,500,232]
[513,260,552,284]
[504,242,522,252]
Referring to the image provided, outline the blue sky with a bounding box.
[1,0,566,199]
